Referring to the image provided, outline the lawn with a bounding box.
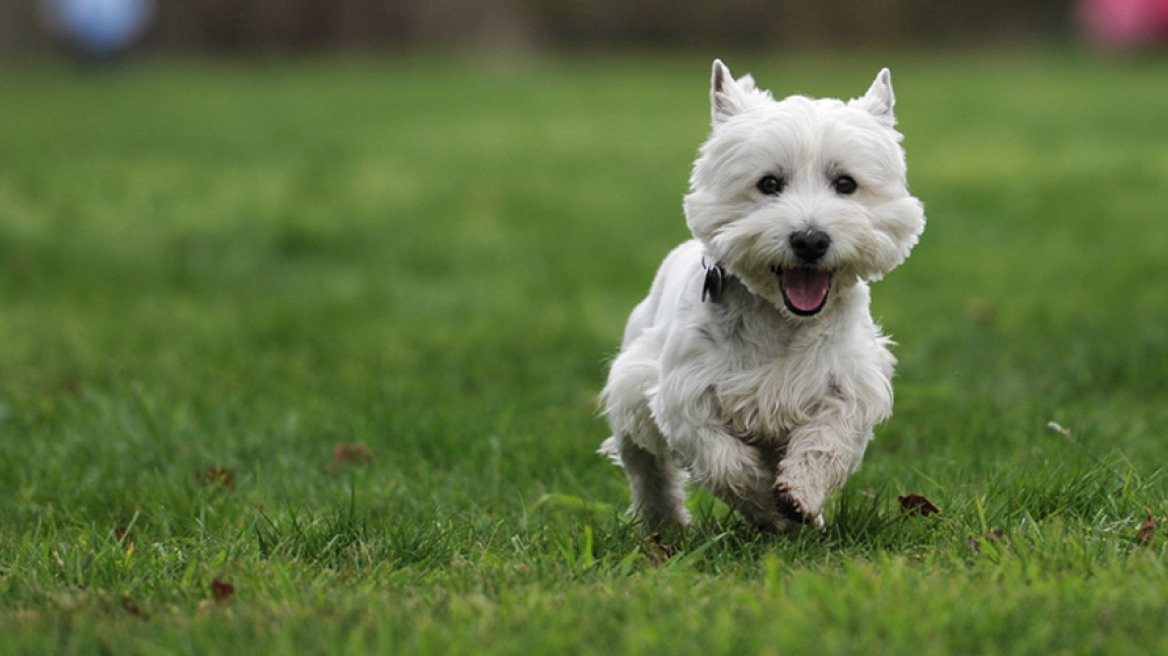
[1,50,1167,654]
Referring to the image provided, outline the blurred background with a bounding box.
[3,0,1168,59]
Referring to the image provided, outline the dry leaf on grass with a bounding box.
[195,466,237,490]
[330,442,374,469]
[122,598,146,619]
[898,493,941,517]
[113,525,135,556]
[642,533,675,566]
[1138,508,1160,544]
[211,579,235,604]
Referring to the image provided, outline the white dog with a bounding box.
[600,60,925,531]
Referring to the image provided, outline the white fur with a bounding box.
[600,61,925,531]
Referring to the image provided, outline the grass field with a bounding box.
[2,50,1167,654]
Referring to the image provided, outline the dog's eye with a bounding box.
[834,175,858,195]
[757,175,785,196]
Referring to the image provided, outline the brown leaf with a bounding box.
[966,299,998,326]
[122,598,146,619]
[211,579,235,603]
[196,466,237,490]
[642,533,674,566]
[1138,508,1160,544]
[898,493,941,517]
[113,525,135,555]
[331,442,374,468]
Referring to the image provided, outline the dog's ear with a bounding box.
[854,68,896,127]
[710,59,754,125]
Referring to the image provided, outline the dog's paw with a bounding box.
[773,482,815,525]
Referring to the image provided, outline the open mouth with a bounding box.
[774,266,832,316]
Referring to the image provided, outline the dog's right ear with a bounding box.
[710,59,754,125]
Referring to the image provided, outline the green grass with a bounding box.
[2,50,1168,654]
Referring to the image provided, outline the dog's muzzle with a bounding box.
[776,228,833,315]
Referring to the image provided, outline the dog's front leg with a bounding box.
[773,418,870,524]
[673,425,788,529]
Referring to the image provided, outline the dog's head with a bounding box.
[684,60,926,318]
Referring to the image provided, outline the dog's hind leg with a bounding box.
[602,433,691,529]
[601,329,691,529]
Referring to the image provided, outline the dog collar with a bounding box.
[701,258,728,303]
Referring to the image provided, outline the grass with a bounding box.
[1,50,1167,653]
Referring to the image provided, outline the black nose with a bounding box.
[789,228,831,263]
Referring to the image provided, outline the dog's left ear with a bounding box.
[853,68,896,127]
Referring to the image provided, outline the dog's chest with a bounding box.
[699,310,835,442]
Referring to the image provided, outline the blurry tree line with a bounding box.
[2,0,1073,58]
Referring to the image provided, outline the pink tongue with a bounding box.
[781,268,832,312]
